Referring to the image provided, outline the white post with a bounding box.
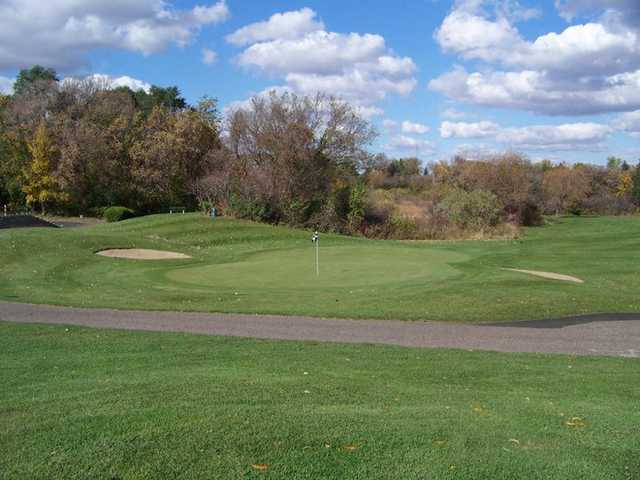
[316,236,319,277]
[312,230,320,276]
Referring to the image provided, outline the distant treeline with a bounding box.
[1,66,639,239]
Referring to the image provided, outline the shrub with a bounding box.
[104,206,136,223]
[438,189,503,232]
[347,182,368,231]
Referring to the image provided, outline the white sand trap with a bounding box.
[503,268,584,284]
[97,249,191,260]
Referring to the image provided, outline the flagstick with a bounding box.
[316,236,320,277]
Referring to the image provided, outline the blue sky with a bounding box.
[1,0,639,165]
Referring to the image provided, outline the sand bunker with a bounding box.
[503,268,584,284]
[97,249,191,260]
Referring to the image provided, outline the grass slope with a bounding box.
[1,214,640,321]
[1,322,638,479]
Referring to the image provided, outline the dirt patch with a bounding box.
[96,249,191,260]
[503,268,584,284]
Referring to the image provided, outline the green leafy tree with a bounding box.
[347,181,368,231]
[115,85,188,115]
[13,65,59,96]
[607,156,622,170]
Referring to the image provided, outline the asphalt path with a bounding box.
[1,302,639,358]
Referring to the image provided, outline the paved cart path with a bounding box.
[1,302,639,358]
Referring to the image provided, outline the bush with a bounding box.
[438,189,503,232]
[104,206,136,223]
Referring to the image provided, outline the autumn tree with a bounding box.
[54,87,141,212]
[22,121,66,214]
[129,99,221,211]
[542,166,591,215]
[632,163,640,206]
[224,91,376,224]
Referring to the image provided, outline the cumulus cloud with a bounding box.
[0,76,13,94]
[430,66,640,115]
[0,0,230,71]
[613,110,640,138]
[387,135,435,154]
[63,73,152,92]
[226,8,323,46]
[440,120,612,151]
[228,9,417,111]
[555,0,640,26]
[440,120,499,139]
[401,121,430,134]
[430,0,640,115]
[442,108,471,120]
[202,48,217,65]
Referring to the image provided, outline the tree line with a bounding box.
[1,66,639,239]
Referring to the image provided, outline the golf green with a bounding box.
[167,246,468,289]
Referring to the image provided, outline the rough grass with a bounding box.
[1,214,640,321]
[1,322,638,479]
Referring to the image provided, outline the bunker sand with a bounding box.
[96,249,191,260]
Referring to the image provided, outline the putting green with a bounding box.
[167,246,469,290]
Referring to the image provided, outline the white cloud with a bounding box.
[0,76,13,94]
[431,0,640,115]
[440,120,612,151]
[401,121,430,134]
[354,105,385,119]
[435,10,523,63]
[202,48,217,65]
[236,31,388,76]
[440,121,499,138]
[226,8,323,46]
[442,108,471,120]
[0,0,230,71]
[614,110,640,138]
[496,123,611,150]
[555,0,640,26]
[64,73,151,92]
[229,9,417,110]
[430,66,640,115]
[387,135,435,153]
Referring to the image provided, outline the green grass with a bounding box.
[1,322,638,479]
[1,213,640,321]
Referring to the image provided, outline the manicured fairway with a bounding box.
[1,322,638,479]
[1,214,640,321]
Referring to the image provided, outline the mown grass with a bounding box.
[1,322,638,479]
[1,214,640,321]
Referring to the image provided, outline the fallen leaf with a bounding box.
[252,464,268,471]
[565,417,587,428]
[344,444,358,451]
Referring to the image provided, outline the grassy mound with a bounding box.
[1,213,640,321]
